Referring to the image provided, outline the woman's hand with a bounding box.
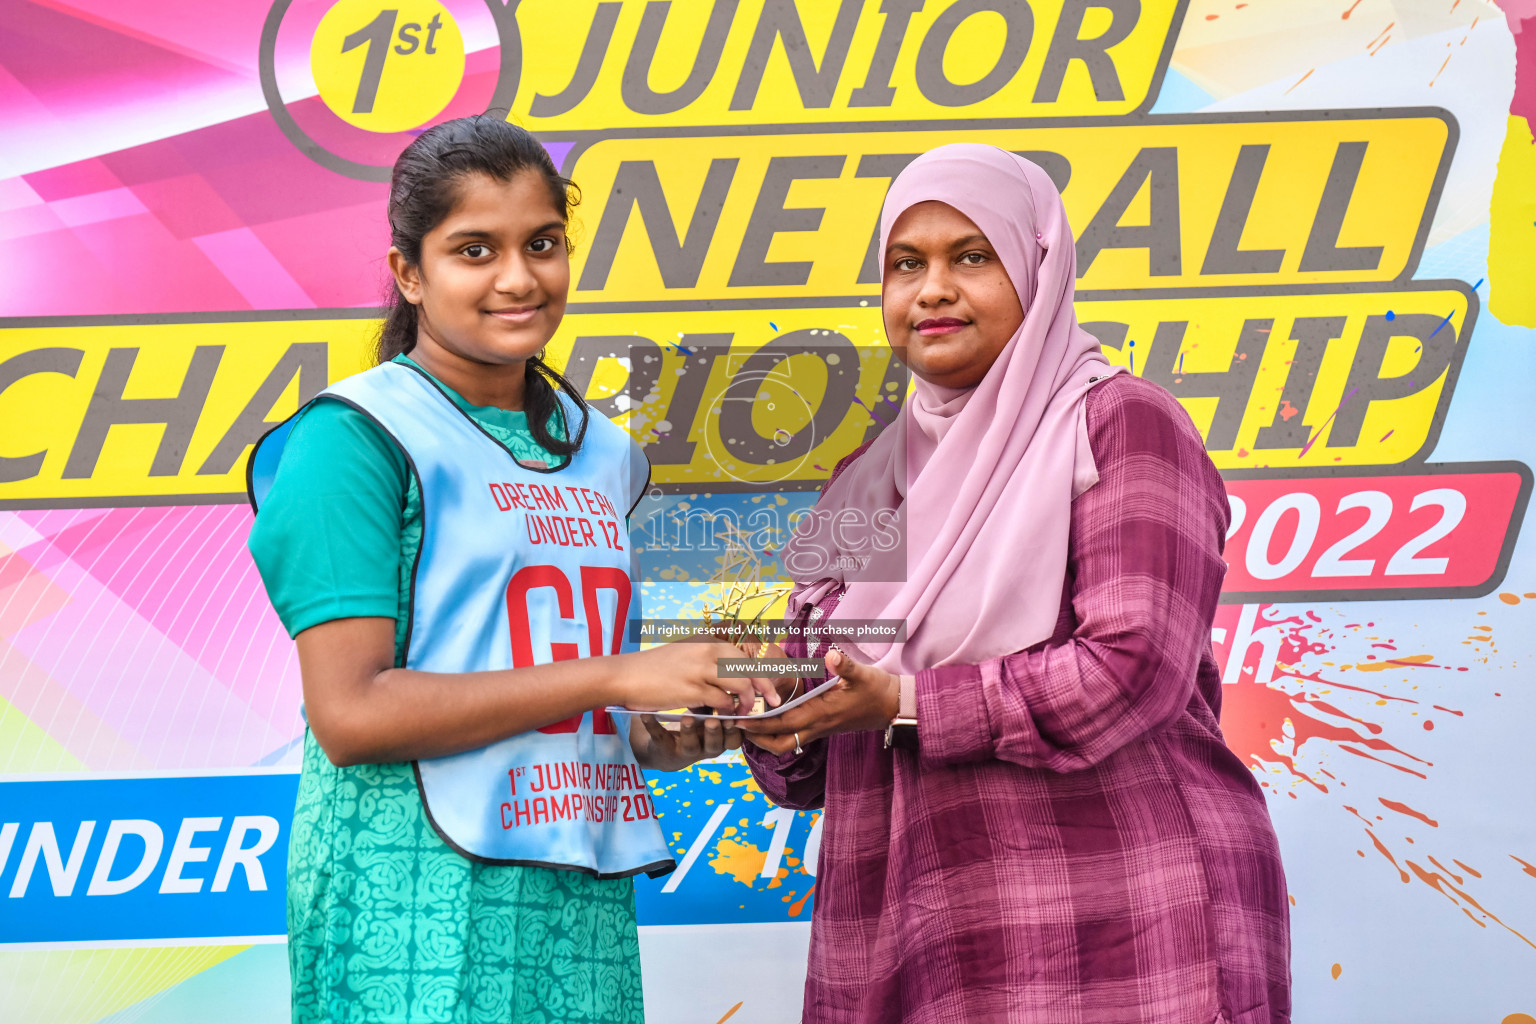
[739,649,901,755]
[617,640,781,715]
[632,714,743,771]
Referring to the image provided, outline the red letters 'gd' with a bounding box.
[506,564,630,735]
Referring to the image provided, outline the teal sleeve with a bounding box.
[248,399,410,638]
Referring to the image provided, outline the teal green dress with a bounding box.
[248,355,645,1024]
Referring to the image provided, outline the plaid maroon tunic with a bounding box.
[746,375,1290,1024]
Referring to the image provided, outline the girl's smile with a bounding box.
[485,304,543,325]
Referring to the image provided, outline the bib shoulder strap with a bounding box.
[247,363,411,512]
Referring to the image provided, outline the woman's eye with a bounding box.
[959,251,988,266]
[462,244,490,259]
[894,257,920,271]
[529,237,556,253]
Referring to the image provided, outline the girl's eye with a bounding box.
[462,244,490,259]
[528,237,557,253]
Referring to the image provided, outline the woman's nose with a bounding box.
[916,264,958,306]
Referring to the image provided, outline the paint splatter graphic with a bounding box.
[1217,605,1433,789]
[637,757,823,923]
[1216,602,1536,949]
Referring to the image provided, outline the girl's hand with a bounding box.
[633,714,743,771]
[617,640,780,715]
[736,640,805,707]
[739,649,900,755]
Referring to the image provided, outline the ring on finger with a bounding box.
[793,732,803,755]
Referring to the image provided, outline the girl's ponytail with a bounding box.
[378,284,418,362]
[524,356,589,460]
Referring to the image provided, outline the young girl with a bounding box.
[247,115,766,1024]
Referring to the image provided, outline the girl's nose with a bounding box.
[496,255,537,295]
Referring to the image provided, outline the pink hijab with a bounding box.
[781,144,1124,674]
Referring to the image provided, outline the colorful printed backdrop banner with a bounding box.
[2,1,1535,1022]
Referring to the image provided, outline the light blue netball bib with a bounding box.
[250,360,674,879]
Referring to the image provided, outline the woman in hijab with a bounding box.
[739,145,1290,1024]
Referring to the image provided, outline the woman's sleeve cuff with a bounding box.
[915,662,996,764]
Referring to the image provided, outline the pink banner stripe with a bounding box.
[194,226,317,309]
